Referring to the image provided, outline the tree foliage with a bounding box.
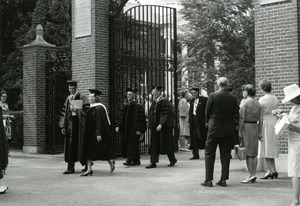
[0,0,71,110]
[179,0,254,99]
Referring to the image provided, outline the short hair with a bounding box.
[259,80,272,92]
[242,84,256,97]
[0,90,7,97]
[216,77,229,88]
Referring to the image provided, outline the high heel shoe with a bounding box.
[273,172,278,179]
[260,173,274,179]
[80,170,93,176]
[109,160,115,173]
[241,176,257,184]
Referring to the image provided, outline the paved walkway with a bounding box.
[0,150,293,206]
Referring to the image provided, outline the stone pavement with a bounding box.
[0,150,293,206]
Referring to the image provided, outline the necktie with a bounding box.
[193,98,198,115]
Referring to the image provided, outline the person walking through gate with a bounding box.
[116,88,147,166]
[189,87,208,159]
[81,89,115,176]
[59,80,90,174]
[201,77,239,187]
[145,86,177,169]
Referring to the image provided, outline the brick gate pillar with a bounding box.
[72,0,110,106]
[254,0,300,171]
[21,25,57,153]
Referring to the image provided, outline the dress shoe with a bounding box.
[241,176,257,184]
[123,162,132,166]
[168,159,177,167]
[260,173,274,180]
[189,156,200,160]
[216,180,227,187]
[109,160,115,173]
[132,160,141,165]
[0,186,8,194]
[145,163,157,169]
[63,170,75,174]
[273,171,278,179]
[80,170,93,176]
[201,180,213,187]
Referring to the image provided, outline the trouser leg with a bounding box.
[67,162,75,171]
[205,137,218,181]
[150,131,159,163]
[167,153,176,163]
[219,137,232,180]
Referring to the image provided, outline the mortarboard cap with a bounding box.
[67,80,78,87]
[127,87,138,93]
[152,86,163,91]
[88,89,103,96]
[190,87,200,92]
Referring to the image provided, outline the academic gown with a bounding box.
[148,98,175,155]
[59,92,89,165]
[118,101,147,159]
[83,103,113,161]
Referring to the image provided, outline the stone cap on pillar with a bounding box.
[23,24,56,48]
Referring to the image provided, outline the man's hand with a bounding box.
[97,135,102,142]
[156,124,162,131]
[136,131,142,135]
[62,128,66,135]
[115,127,119,132]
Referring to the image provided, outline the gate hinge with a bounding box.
[109,0,129,18]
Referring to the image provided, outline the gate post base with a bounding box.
[23,146,46,154]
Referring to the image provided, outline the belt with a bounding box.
[244,121,257,124]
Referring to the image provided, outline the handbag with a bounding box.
[234,136,246,161]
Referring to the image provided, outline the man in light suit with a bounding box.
[189,87,208,160]
[201,77,239,187]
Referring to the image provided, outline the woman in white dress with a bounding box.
[178,91,190,151]
[282,84,300,206]
[258,80,280,179]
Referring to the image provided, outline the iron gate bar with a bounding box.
[109,5,178,156]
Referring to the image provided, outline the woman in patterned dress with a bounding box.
[281,84,300,206]
[258,80,280,179]
[0,91,11,140]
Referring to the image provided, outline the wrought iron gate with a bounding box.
[109,5,178,156]
[46,48,71,154]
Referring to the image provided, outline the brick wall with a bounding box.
[72,0,110,108]
[254,0,300,153]
[22,45,57,153]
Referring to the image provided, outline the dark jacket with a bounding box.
[205,89,239,138]
[189,96,208,149]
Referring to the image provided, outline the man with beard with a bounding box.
[116,88,147,166]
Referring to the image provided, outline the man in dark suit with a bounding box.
[189,87,208,160]
[201,77,239,187]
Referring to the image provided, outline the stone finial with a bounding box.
[23,24,56,48]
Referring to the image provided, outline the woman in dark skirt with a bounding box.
[81,89,115,176]
[0,107,8,193]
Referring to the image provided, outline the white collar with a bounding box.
[90,103,101,108]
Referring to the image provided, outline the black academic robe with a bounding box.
[148,98,175,155]
[118,101,147,159]
[189,96,208,149]
[83,103,113,161]
[0,107,8,171]
[59,92,89,165]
